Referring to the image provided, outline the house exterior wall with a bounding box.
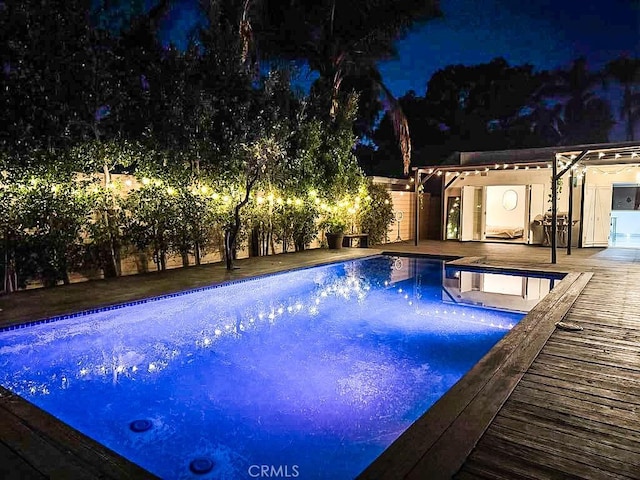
[442,168,573,243]
[584,165,640,245]
[386,191,415,243]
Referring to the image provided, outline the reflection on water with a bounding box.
[442,267,560,312]
[0,256,558,480]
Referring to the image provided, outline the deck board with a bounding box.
[0,441,46,480]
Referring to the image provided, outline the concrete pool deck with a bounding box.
[1,242,639,479]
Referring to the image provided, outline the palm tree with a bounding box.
[606,56,640,141]
[228,0,441,174]
[542,58,614,145]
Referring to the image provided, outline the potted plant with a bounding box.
[321,217,347,249]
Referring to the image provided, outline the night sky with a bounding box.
[378,0,639,96]
[158,0,640,139]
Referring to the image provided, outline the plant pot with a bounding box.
[326,232,344,250]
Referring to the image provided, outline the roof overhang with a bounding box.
[413,141,640,173]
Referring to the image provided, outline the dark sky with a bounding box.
[378,0,640,96]
[159,0,640,139]
[161,0,639,92]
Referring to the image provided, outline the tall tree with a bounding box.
[233,0,442,174]
[0,0,95,157]
[606,55,640,141]
[543,57,614,144]
[370,58,547,173]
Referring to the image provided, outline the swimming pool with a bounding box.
[0,256,561,479]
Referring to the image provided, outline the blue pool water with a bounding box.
[0,256,559,479]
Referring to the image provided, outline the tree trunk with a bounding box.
[225,174,259,270]
[2,240,17,293]
[224,229,236,270]
[102,163,120,278]
[181,250,190,268]
[250,228,260,257]
[195,241,202,265]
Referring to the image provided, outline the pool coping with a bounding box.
[357,255,593,479]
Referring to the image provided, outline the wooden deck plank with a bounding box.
[518,374,640,405]
[0,389,156,479]
[526,364,640,399]
[463,436,599,480]
[0,405,100,479]
[532,353,640,386]
[497,403,640,455]
[489,417,640,474]
[540,344,640,371]
[0,441,46,480]
[509,385,640,431]
[475,430,638,480]
[456,456,543,480]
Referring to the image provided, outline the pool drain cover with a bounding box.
[189,458,214,474]
[129,419,153,432]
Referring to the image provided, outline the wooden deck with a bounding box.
[2,241,640,479]
[455,259,640,480]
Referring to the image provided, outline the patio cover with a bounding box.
[412,141,640,263]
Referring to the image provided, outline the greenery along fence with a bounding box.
[0,168,394,292]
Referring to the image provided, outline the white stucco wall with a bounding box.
[485,185,527,228]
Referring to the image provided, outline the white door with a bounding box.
[583,185,612,247]
[460,185,476,241]
[527,184,545,244]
